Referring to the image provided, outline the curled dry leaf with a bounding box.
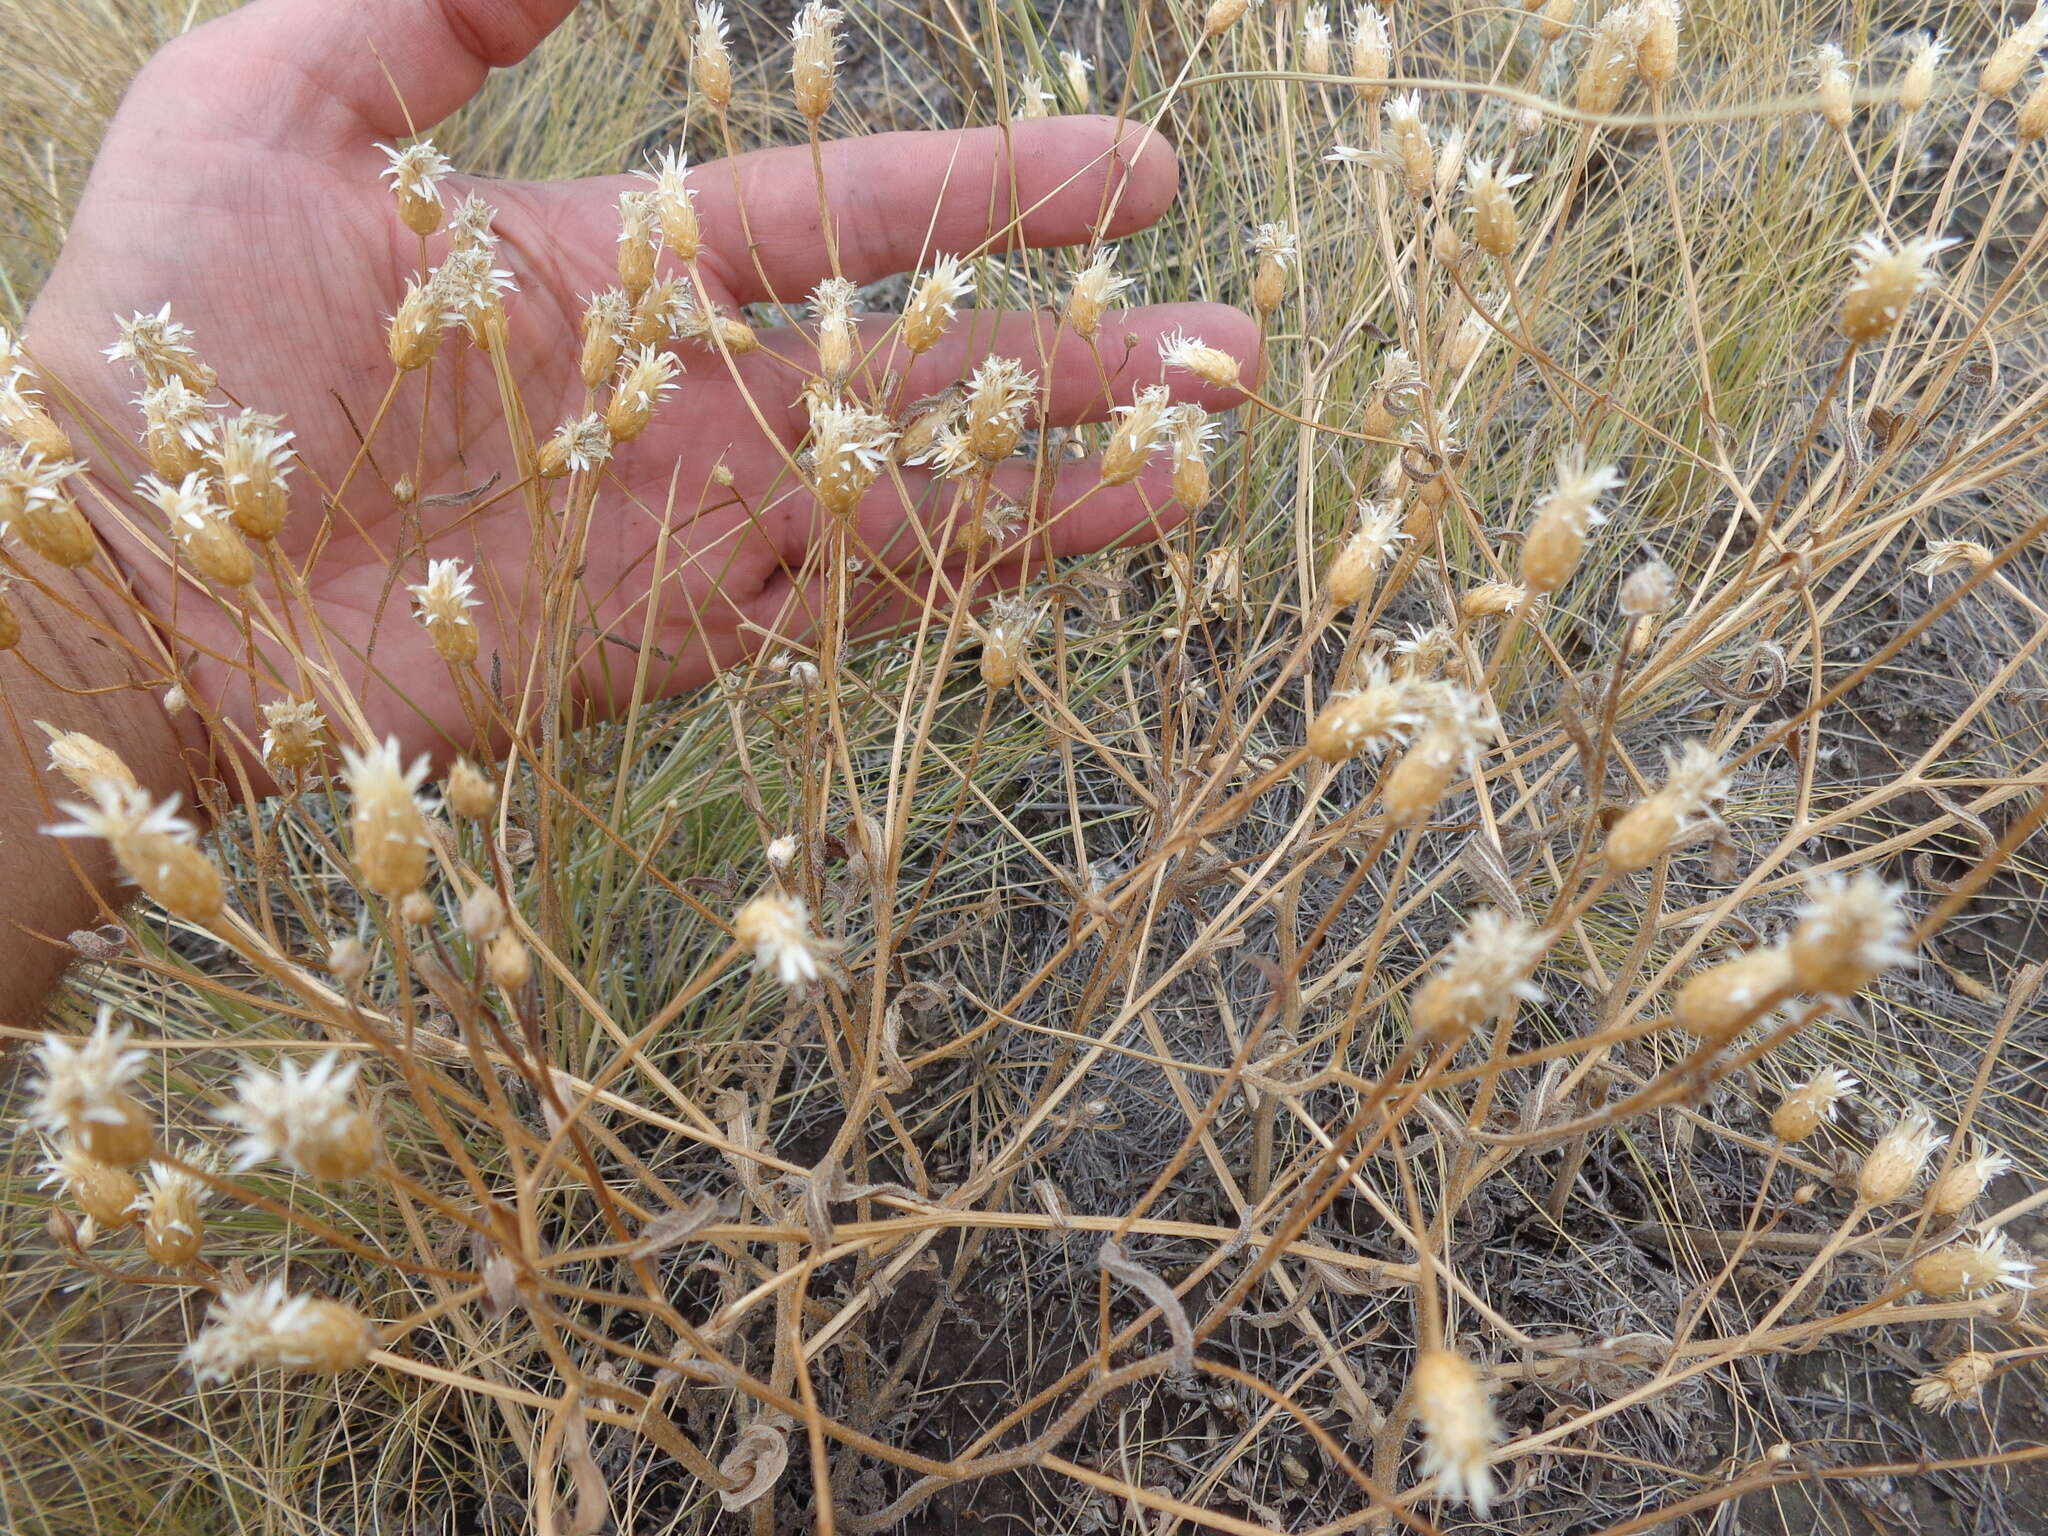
[716,1421,790,1511]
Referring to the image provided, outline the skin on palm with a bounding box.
[23,0,1260,774]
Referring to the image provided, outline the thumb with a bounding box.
[125,0,578,148]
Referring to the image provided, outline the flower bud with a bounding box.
[1204,0,1252,37]
[488,928,533,989]
[1618,558,1675,616]
[260,698,326,775]
[446,758,497,820]
[410,558,480,665]
[617,191,660,301]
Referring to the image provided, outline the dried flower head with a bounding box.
[1014,73,1052,119]
[1929,1141,2013,1217]
[1911,1352,1996,1413]
[1203,0,1261,39]
[1913,538,1995,584]
[1348,6,1391,105]
[1671,945,1795,1043]
[144,472,252,587]
[28,1007,153,1165]
[137,377,213,478]
[963,356,1037,461]
[1635,0,1681,84]
[1384,92,1434,198]
[39,1139,142,1230]
[1618,557,1676,616]
[1300,6,1334,74]
[136,1155,213,1266]
[431,244,518,341]
[1325,501,1410,607]
[1410,910,1548,1046]
[105,304,215,392]
[1912,1231,2032,1299]
[202,410,294,539]
[734,893,835,987]
[1382,685,1498,824]
[1788,871,1910,995]
[904,257,973,354]
[1898,32,1947,115]
[1982,3,2048,99]
[791,3,843,120]
[1102,386,1175,486]
[1168,404,1220,509]
[1412,1346,1498,1513]
[615,189,661,298]
[606,344,681,443]
[186,1278,377,1381]
[260,698,327,775]
[1159,331,1241,390]
[0,368,73,459]
[1307,663,1422,762]
[1606,741,1729,872]
[1061,49,1093,103]
[1771,1066,1858,1143]
[218,1052,380,1180]
[1523,449,1622,593]
[537,413,613,480]
[577,288,631,387]
[1465,158,1527,258]
[1812,43,1855,129]
[446,758,497,821]
[693,1,734,108]
[379,139,453,235]
[409,558,481,664]
[1576,5,1645,116]
[0,449,95,564]
[979,595,1046,690]
[806,398,897,514]
[39,722,138,798]
[1839,231,1956,342]
[1065,248,1133,341]
[638,147,700,261]
[1856,1109,1946,1206]
[47,780,224,924]
[810,275,861,384]
[341,737,434,899]
[1249,222,1298,313]
[388,278,445,371]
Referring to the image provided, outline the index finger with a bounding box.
[696,116,1179,305]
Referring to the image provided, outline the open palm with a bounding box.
[25,0,1256,767]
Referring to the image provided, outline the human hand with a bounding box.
[21,0,1258,772]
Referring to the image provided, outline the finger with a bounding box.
[125,0,576,148]
[530,118,1178,307]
